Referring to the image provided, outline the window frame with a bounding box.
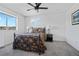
[0,11,16,30]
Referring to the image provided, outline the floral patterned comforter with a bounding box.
[13,33,46,55]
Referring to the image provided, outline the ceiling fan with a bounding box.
[27,3,48,12]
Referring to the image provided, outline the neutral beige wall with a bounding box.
[66,4,79,51]
[25,13,66,41]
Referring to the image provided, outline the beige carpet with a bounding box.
[0,41,79,56]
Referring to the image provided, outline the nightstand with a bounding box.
[46,34,53,42]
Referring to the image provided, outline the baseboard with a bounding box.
[53,40,66,42]
[66,41,79,52]
[0,42,12,49]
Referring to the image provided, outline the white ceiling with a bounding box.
[0,3,75,16]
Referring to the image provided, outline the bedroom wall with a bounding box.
[0,5,25,47]
[25,12,66,41]
[66,4,79,51]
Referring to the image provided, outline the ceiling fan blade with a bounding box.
[38,7,48,9]
[27,9,32,11]
[37,3,41,7]
[28,3,35,7]
[27,8,34,11]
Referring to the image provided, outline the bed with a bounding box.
[13,28,47,55]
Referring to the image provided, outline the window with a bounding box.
[0,12,16,30]
[31,17,41,27]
